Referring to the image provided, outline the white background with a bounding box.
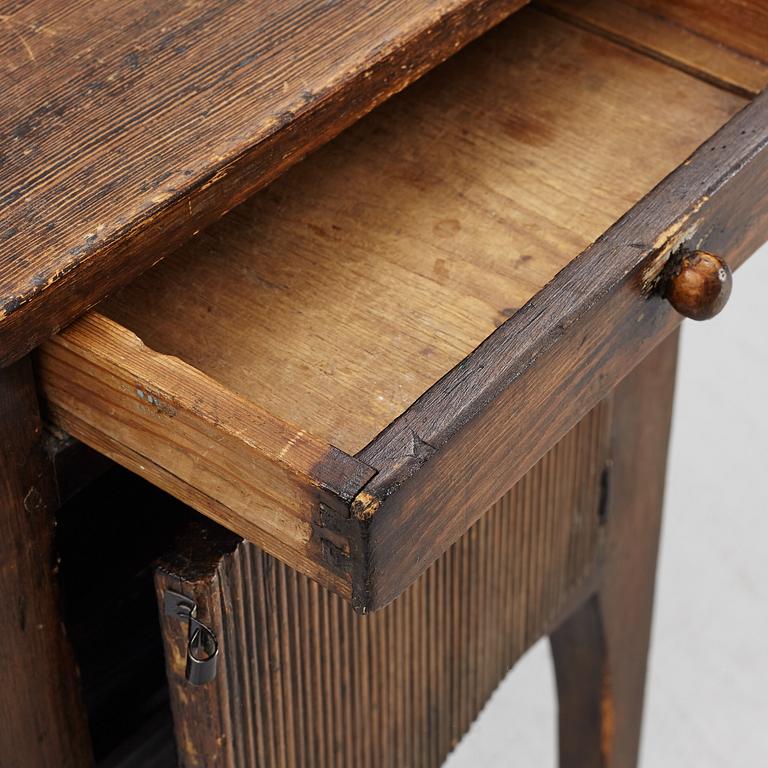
[447,243,768,766]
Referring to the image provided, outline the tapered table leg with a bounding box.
[0,357,93,767]
[552,330,679,768]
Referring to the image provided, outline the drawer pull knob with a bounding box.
[665,250,732,321]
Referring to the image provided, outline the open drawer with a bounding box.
[37,5,768,611]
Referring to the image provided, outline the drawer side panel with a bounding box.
[37,312,377,599]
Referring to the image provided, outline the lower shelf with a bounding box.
[155,401,610,767]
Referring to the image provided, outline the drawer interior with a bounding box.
[96,6,746,456]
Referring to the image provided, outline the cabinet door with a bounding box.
[155,401,610,768]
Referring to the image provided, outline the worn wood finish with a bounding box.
[37,14,768,610]
[0,357,92,767]
[156,402,609,768]
[0,0,529,368]
[537,0,768,97]
[36,312,375,599]
[355,89,768,610]
[551,328,679,767]
[94,9,742,455]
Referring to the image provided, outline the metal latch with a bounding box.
[164,590,219,685]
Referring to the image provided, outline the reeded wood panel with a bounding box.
[156,401,610,767]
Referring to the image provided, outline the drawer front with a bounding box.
[37,69,768,612]
[357,91,768,608]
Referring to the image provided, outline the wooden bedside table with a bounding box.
[1,1,766,766]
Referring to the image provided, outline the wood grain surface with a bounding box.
[97,8,743,455]
[156,400,608,768]
[0,0,528,367]
[0,358,92,767]
[37,312,376,599]
[537,0,768,97]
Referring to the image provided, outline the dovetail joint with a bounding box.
[315,502,353,572]
[320,538,352,571]
[350,490,380,521]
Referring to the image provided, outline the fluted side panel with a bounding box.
[157,400,610,768]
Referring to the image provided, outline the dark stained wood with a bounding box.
[0,357,92,766]
[551,327,679,767]
[664,250,732,321]
[537,0,768,97]
[551,597,607,767]
[156,401,609,767]
[0,0,528,368]
[155,523,240,768]
[355,89,768,610]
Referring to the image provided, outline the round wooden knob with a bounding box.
[665,250,732,321]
